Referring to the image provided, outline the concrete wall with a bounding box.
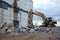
[0,8,3,23]
[0,7,13,24]
[0,0,33,27]
[18,0,33,11]
[18,0,33,27]
[3,0,14,5]
[19,11,28,28]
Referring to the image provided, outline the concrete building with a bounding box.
[0,0,13,24]
[18,0,33,28]
[0,0,33,27]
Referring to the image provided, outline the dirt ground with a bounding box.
[0,33,60,40]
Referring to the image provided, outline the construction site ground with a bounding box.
[0,27,60,40]
[0,32,60,40]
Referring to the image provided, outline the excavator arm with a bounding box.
[33,11,46,22]
[28,9,46,25]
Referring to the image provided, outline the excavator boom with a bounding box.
[28,9,46,25]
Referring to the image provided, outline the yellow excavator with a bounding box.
[28,9,57,27]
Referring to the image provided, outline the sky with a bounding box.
[32,0,60,25]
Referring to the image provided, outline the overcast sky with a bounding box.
[32,0,60,22]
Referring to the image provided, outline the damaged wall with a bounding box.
[18,0,33,28]
[0,0,33,27]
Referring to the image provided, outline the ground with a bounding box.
[0,33,60,40]
[0,27,60,40]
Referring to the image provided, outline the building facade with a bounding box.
[0,0,33,27]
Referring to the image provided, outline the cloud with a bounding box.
[32,0,50,10]
[33,20,42,25]
[54,16,60,21]
[56,21,60,26]
[32,0,60,21]
[32,0,60,16]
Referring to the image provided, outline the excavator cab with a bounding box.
[43,17,57,27]
[46,17,52,25]
[47,17,52,22]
